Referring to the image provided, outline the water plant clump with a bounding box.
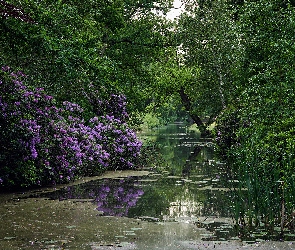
[0,67,142,188]
[214,106,295,240]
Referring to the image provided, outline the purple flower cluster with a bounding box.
[0,67,142,187]
[88,88,129,123]
[95,114,142,170]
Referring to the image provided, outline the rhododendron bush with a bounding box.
[0,67,142,188]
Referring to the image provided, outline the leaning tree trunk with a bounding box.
[178,87,210,137]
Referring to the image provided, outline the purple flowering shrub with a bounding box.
[95,115,142,170]
[88,91,129,123]
[0,67,142,187]
[86,87,142,170]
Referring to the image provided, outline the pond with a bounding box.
[0,123,295,249]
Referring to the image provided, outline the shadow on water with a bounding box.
[1,123,295,249]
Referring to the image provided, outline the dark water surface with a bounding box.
[1,123,295,249]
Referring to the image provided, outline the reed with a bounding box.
[231,146,295,240]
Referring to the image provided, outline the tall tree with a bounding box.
[172,0,240,134]
[214,0,295,229]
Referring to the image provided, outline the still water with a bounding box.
[1,123,294,249]
[41,123,234,222]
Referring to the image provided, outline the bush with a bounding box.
[0,67,142,188]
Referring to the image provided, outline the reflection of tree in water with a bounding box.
[37,177,144,217]
[179,140,233,218]
[154,124,199,168]
[128,183,171,219]
[140,124,229,220]
[95,178,144,216]
[202,189,233,218]
[40,124,231,224]
[182,145,202,176]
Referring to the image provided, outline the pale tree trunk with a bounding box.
[217,65,227,109]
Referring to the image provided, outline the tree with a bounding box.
[215,0,295,230]
[152,0,240,135]
[0,0,175,117]
[148,47,212,135]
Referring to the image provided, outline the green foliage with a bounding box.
[0,0,174,117]
[177,0,240,117]
[3,0,295,236]
[212,0,295,234]
[140,112,160,129]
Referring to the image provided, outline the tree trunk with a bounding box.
[178,87,210,136]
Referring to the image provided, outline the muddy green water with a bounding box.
[1,123,295,249]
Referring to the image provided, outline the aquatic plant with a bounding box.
[215,106,295,239]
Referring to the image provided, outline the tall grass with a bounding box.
[232,146,295,239]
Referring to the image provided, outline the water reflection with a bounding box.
[34,123,233,225]
[23,123,239,241]
[42,177,145,217]
[3,123,295,248]
[94,178,144,216]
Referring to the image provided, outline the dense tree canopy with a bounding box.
[0,0,175,115]
[0,0,176,188]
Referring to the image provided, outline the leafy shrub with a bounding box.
[214,106,245,162]
[0,67,142,188]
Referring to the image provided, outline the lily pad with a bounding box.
[65,225,76,229]
[4,236,16,240]
[130,227,142,231]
